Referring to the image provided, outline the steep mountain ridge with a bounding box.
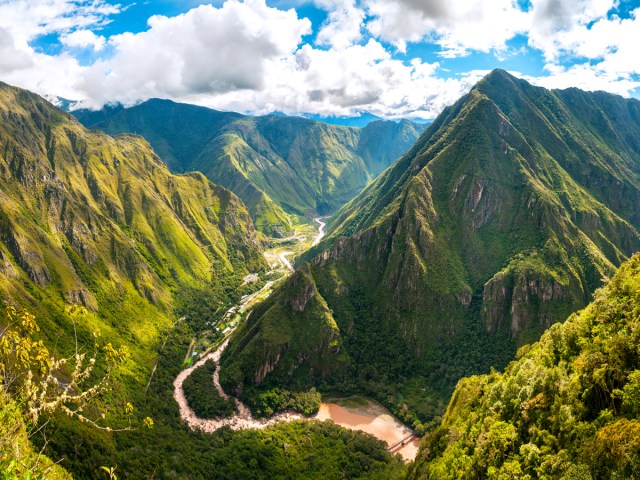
[0,82,410,479]
[74,100,425,235]
[0,80,265,387]
[220,70,640,426]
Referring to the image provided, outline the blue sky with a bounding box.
[0,0,639,119]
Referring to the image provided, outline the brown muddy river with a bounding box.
[316,401,421,462]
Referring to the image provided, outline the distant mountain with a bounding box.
[302,111,384,127]
[409,253,640,479]
[74,100,426,236]
[220,70,640,428]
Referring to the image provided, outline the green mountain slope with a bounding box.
[0,83,408,479]
[0,79,265,463]
[0,82,265,319]
[409,253,640,479]
[220,70,640,429]
[74,100,425,235]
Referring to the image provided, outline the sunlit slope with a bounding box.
[75,100,425,235]
[221,70,640,428]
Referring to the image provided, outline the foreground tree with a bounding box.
[0,305,151,478]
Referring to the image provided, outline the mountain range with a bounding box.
[220,69,640,429]
[74,100,426,236]
[1,68,640,479]
[0,80,271,475]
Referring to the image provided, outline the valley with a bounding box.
[173,217,421,460]
[1,66,639,479]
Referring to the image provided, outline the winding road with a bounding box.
[173,217,327,432]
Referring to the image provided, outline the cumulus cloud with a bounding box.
[0,0,118,42]
[183,40,480,119]
[0,27,32,71]
[527,0,618,61]
[314,0,365,49]
[529,63,640,96]
[61,29,107,51]
[75,0,312,107]
[0,0,116,99]
[364,0,530,54]
[0,0,637,120]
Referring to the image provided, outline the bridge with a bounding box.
[387,433,416,454]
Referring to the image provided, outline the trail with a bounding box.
[278,250,294,272]
[173,337,304,432]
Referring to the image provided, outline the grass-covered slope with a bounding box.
[74,100,425,235]
[221,70,640,429]
[409,253,640,480]
[0,83,410,479]
[0,80,267,464]
[0,81,265,327]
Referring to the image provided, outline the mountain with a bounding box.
[219,69,640,429]
[408,252,640,479]
[303,111,384,127]
[0,79,267,460]
[0,82,409,479]
[0,81,265,313]
[73,100,426,236]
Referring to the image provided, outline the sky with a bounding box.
[0,0,639,120]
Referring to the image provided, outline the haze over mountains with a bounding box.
[220,69,640,428]
[74,100,426,236]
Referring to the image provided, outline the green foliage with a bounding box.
[244,387,321,418]
[222,69,640,433]
[183,360,237,419]
[74,99,424,233]
[0,391,71,480]
[36,317,405,479]
[409,253,640,480]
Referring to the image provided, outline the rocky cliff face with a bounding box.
[220,265,348,395]
[221,70,640,420]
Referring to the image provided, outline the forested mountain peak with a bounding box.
[220,71,640,435]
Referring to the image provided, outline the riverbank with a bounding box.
[317,398,420,462]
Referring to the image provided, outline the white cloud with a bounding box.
[0,0,119,44]
[183,39,479,119]
[524,3,640,95]
[0,27,33,71]
[364,0,529,54]
[0,1,116,99]
[527,0,618,61]
[75,0,312,107]
[314,0,365,49]
[61,29,107,51]
[0,0,638,120]
[529,63,640,96]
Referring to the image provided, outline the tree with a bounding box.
[0,305,152,476]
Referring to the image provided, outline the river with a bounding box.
[173,216,420,461]
[317,401,420,462]
[312,216,327,246]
